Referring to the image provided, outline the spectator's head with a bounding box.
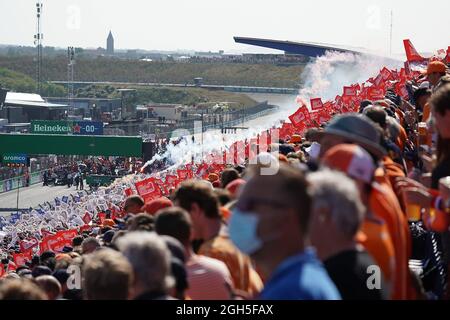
[363,106,387,130]
[32,265,52,278]
[430,84,450,139]
[220,168,240,188]
[126,213,154,232]
[225,178,246,199]
[154,207,192,248]
[427,61,447,86]
[229,164,311,277]
[413,87,432,110]
[102,230,116,246]
[52,269,70,295]
[173,180,220,240]
[160,236,188,300]
[141,197,173,216]
[72,236,83,252]
[213,188,232,206]
[308,170,365,260]
[0,278,47,300]
[311,113,386,160]
[35,275,61,300]
[359,100,373,113]
[123,195,145,215]
[116,232,174,299]
[81,237,101,255]
[82,248,133,300]
[207,173,220,183]
[321,144,376,205]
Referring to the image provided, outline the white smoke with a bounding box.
[142,50,402,169]
[297,50,403,104]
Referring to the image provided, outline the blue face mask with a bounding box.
[229,208,263,256]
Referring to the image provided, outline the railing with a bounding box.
[0,170,45,194]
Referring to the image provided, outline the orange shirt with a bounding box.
[369,181,412,300]
[379,157,406,192]
[359,216,396,285]
[422,102,431,122]
[198,233,264,296]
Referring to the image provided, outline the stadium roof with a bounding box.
[234,36,359,57]
[5,92,67,109]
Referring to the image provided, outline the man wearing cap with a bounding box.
[427,61,448,90]
[312,114,412,299]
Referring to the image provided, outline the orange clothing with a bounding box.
[198,234,264,296]
[396,125,408,151]
[369,181,412,300]
[422,102,431,122]
[379,157,406,193]
[359,216,396,285]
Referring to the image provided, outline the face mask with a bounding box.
[229,208,263,255]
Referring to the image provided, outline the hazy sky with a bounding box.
[1,0,449,55]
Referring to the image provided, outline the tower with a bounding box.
[107,31,114,55]
[34,2,44,94]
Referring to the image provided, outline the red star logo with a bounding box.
[73,123,81,133]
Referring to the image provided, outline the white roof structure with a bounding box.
[5,92,67,108]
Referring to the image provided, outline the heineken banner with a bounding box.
[31,120,103,135]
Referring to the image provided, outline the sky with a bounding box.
[0,0,449,55]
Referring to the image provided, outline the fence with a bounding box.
[102,101,277,138]
[0,170,44,194]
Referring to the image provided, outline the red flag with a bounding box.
[19,238,39,253]
[153,178,168,195]
[373,73,384,87]
[195,163,208,177]
[41,229,53,237]
[135,178,162,203]
[13,250,33,267]
[289,106,310,127]
[310,98,323,111]
[318,109,332,123]
[56,229,78,247]
[446,46,450,64]
[343,86,357,97]
[403,39,425,62]
[380,67,393,81]
[82,212,92,225]
[165,175,180,189]
[97,212,106,225]
[367,87,385,100]
[177,169,192,181]
[79,225,91,233]
[124,187,133,197]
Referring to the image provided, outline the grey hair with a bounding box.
[116,231,174,293]
[308,169,365,238]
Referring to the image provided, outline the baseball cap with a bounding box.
[310,114,386,159]
[142,197,173,215]
[427,61,447,75]
[322,144,376,184]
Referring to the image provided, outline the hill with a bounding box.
[0,55,304,88]
[0,67,66,97]
[75,84,258,109]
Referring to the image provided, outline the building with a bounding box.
[147,104,186,121]
[107,31,114,55]
[0,92,67,130]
